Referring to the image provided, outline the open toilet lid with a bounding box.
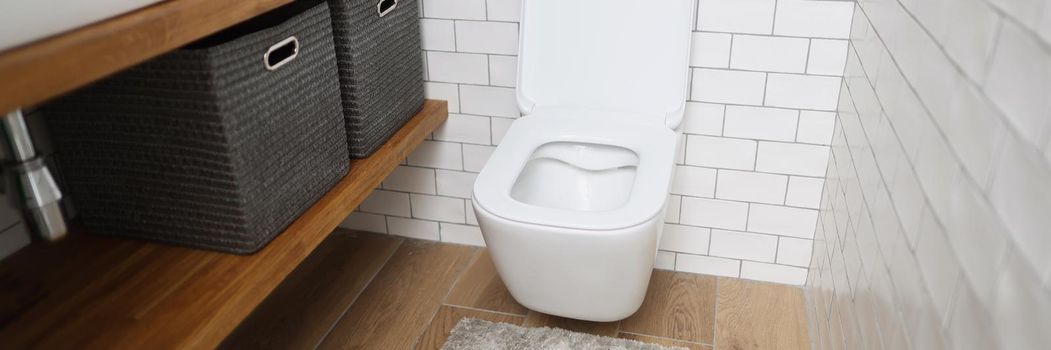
[515,0,694,126]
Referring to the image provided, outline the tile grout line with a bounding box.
[771,0,780,37]
[676,194,685,224]
[774,236,782,265]
[429,74,843,114]
[617,330,715,348]
[686,97,842,114]
[441,303,528,318]
[803,38,813,74]
[793,110,803,143]
[383,209,391,233]
[671,251,680,271]
[377,178,825,212]
[711,277,721,348]
[663,248,811,270]
[423,16,851,41]
[427,60,850,82]
[712,169,721,208]
[719,104,728,136]
[688,127,837,147]
[691,0,699,31]
[450,20,458,52]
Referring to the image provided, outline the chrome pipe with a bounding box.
[2,109,67,241]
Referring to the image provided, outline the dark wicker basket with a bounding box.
[328,0,426,158]
[43,0,349,254]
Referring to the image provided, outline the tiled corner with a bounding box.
[806,0,1051,348]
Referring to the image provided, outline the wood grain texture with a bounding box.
[618,332,714,350]
[317,240,475,350]
[445,250,528,316]
[714,278,810,350]
[522,312,620,338]
[220,230,402,350]
[416,306,525,350]
[0,101,447,349]
[0,0,296,113]
[621,270,717,344]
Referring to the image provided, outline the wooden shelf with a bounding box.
[0,0,296,114]
[0,100,448,349]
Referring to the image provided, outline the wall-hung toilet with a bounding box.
[471,0,693,322]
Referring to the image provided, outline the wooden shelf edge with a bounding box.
[0,100,448,349]
[0,0,295,113]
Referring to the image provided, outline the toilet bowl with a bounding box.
[472,0,693,322]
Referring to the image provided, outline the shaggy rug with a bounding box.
[440,318,688,350]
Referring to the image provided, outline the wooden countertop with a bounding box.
[0,100,449,349]
[0,0,297,114]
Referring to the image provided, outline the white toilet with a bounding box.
[471,0,694,322]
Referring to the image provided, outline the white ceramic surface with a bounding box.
[515,0,694,128]
[472,0,692,321]
[474,110,678,231]
[0,0,164,51]
[474,195,666,321]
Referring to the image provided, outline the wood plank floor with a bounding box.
[224,230,809,349]
[221,232,401,349]
[714,278,810,350]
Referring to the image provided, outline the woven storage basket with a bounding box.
[43,0,349,254]
[328,0,425,158]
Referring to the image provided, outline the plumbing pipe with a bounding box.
[2,109,67,241]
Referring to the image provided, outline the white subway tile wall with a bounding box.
[715,169,788,205]
[807,0,1051,349]
[729,35,810,73]
[338,0,855,287]
[696,0,777,35]
[681,197,750,231]
[690,32,732,68]
[709,229,778,262]
[723,105,799,142]
[691,68,767,105]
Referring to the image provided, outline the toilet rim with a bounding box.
[471,196,662,234]
[472,110,679,231]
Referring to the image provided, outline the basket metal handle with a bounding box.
[377,0,398,17]
[263,36,299,71]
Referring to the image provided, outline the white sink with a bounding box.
[0,0,164,51]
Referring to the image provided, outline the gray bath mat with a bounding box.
[441,318,687,350]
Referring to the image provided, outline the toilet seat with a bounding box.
[473,108,678,231]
